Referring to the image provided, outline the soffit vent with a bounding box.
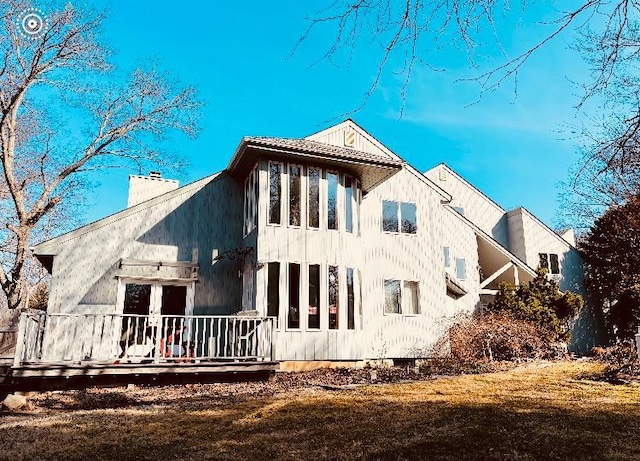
[344,129,356,147]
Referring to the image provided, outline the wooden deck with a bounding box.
[1,360,279,393]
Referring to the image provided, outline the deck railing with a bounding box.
[13,312,275,367]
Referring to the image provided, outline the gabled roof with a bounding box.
[506,206,578,250]
[32,173,221,262]
[425,163,506,214]
[445,206,537,280]
[305,119,402,161]
[227,120,452,200]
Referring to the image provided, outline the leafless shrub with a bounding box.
[426,313,562,374]
[591,341,640,379]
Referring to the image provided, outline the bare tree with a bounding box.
[298,1,637,107]
[300,1,640,231]
[0,1,200,310]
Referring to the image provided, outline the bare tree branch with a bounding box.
[0,1,201,309]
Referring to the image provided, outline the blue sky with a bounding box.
[77,1,591,228]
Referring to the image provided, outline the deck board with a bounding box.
[11,360,279,378]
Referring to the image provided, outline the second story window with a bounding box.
[382,200,417,234]
[456,258,467,280]
[401,202,417,234]
[345,176,354,233]
[382,200,399,232]
[327,172,339,230]
[268,162,282,225]
[289,165,302,226]
[308,166,320,228]
[539,253,560,275]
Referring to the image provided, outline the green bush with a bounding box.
[487,269,583,342]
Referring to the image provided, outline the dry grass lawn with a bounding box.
[2,361,640,460]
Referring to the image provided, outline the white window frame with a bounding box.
[539,252,560,275]
[455,258,467,280]
[287,163,303,228]
[326,170,340,231]
[382,200,417,235]
[383,279,420,316]
[116,278,195,318]
[267,161,283,226]
[307,166,322,230]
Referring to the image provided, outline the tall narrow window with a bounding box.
[269,162,282,224]
[328,266,339,329]
[401,202,417,234]
[345,176,353,233]
[243,167,258,235]
[267,262,280,317]
[289,165,301,226]
[251,166,258,227]
[243,177,249,235]
[308,167,320,228]
[347,268,355,330]
[443,247,451,268]
[308,264,320,329]
[382,200,399,232]
[403,281,419,315]
[288,263,300,329]
[384,279,401,314]
[327,172,338,230]
[456,258,466,280]
[550,254,560,274]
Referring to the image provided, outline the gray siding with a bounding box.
[45,173,243,316]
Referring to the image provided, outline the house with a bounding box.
[19,119,595,372]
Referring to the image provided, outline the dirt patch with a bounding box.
[17,366,427,413]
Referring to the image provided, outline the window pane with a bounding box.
[289,165,301,226]
[308,264,320,329]
[161,285,187,316]
[550,254,560,275]
[382,200,399,232]
[443,247,450,268]
[347,268,355,329]
[403,281,419,315]
[384,279,401,314]
[539,253,549,271]
[124,284,151,315]
[269,162,282,224]
[251,167,258,228]
[243,177,249,234]
[456,258,466,280]
[401,202,417,234]
[329,266,339,329]
[345,176,353,233]
[327,172,338,230]
[267,262,280,317]
[288,263,300,329]
[308,167,320,228]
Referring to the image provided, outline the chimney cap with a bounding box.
[149,171,162,179]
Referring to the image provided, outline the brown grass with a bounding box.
[2,361,640,460]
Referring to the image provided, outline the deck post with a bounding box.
[13,312,27,368]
